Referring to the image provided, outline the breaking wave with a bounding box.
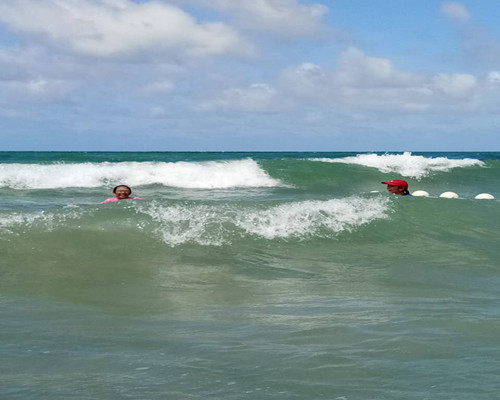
[139,196,390,246]
[310,152,484,179]
[0,197,390,246]
[0,159,281,189]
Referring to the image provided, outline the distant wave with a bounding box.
[309,152,484,179]
[0,159,281,189]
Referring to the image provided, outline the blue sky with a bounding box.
[0,0,499,151]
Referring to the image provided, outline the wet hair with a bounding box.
[113,185,132,194]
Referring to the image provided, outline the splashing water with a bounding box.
[139,196,390,246]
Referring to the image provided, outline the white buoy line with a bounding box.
[411,190,495,199]
[474,193,495,199]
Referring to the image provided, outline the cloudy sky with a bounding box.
[1,0,499,151]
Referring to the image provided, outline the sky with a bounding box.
[0,0,499,151]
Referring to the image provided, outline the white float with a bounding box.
[439,192,459,199]
[474,193,495,200]
[412,190,430,197]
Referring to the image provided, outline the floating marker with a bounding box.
[474,193,495,200]
[412,190,430,197]
[439,191,459,199]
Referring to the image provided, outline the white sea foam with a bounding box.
[235,197,389,239]
[0,213,38,235]
[0,159,281,189]
[139,197,390,246]
[142,203,231,246]
[1,196,389,245]
[0,209,85,235]
[310,152,484,178]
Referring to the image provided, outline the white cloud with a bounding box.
[185,0,328,36]
[302,49,478,112]
[279,48,425,109]
[280,62,327,97]
[441,2,470,22]
[0,0,253,58]
[205,48,480,113]
[440,3,500,69]
[431,73,477,97]
[199,83,287,112]
[0,77,75,102]
[138,80,175,96]
[487,71,500,84]
[283,48,479,111]
[334,47,422,88]
[0,47,80,101]
[148,106,168,118]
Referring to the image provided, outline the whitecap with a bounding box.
[309,152,484,179]
[235,197,390,240]
[138,197,390,246]
[0,159,281,190]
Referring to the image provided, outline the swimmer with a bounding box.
[102,185,142,203]
[381,179,411,196]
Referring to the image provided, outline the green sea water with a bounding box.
[1,152,499,399]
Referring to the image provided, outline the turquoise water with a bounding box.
[1,152,499,399]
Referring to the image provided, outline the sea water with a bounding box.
[1,152,499,399]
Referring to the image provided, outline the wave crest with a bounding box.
[1,196,390,246]
[0,159,281,189]
[140,197,390,246]
[310,152,484,178]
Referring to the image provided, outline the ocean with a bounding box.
[1,151,499,399]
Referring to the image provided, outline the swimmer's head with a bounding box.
[113,185,132,199]
[381,179,409,195]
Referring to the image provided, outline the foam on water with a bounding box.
[1,197,390,246]
[234,197,390,239]
[139,197,390,246]
[141,203,231,246]
[310,152,484,178]
[0,213,42,235]
[0,159,281,189]
[0,209,86,236]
